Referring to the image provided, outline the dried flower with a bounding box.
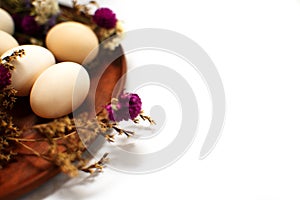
[31,0,60,25]
[0,49,24,111]
[128,94,142,119]
[103,35,123,51]
[101,21,124,50]
[93,8,117,29]
[12,14,23,32]
[25,0,32,8]
[0,49,25,92]
[105,93,142,122]
[0,65,11,91]
[21,15,41,35]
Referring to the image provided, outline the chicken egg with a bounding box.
[46,21,99,64]
[0,30,19,55]
[0,8,15,35]
[30,62,90,119]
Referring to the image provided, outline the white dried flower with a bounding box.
[102,21,124,51]
[103,36,123,51]
[32,0,59,25]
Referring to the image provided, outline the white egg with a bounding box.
[0,8,14,35]
[46,21,99,64]
[0,30,19,55]
[30,62,90,119]
[1,45,56,96]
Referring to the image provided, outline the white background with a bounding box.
[23,0,300,199]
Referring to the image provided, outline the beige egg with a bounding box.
[0,8,14,35]
[46,21,99,64]
[1,45,56,96]
[30,62,90,119]
[0,30,19,55]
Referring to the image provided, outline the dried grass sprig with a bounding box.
[2,108,154,176]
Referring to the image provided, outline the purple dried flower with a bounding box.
[43,15,58,33]
[93,8,117,29]
[128,94,142,119]
[105,93,142,122]
[24,0,32,8]
[12,14,23,32]
[0,64,11,90]
[21,15,41,35]
[47,15,58,28]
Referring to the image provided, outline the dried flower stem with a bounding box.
[133,111,156,125]
[14,140,52,162]
[139,114,156,125]
[80,152,109,173]
[1,49,25,67]
[6,131,77,142]
[113,126,134,137]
